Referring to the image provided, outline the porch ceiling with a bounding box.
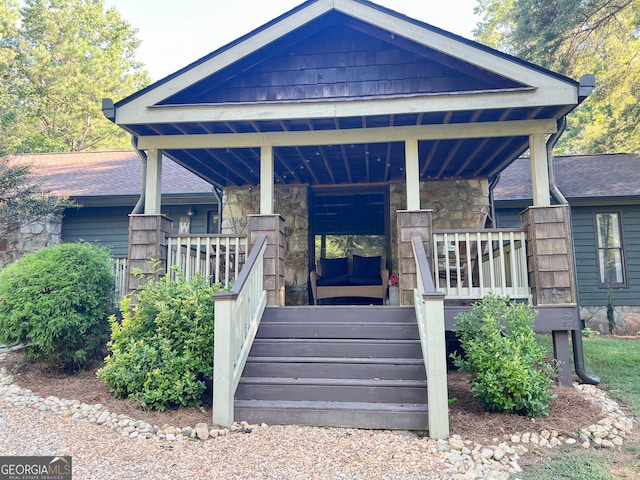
[125,103,566,188]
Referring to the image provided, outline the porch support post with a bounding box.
[529,134,550,207]
[405,140,420,210]
[144,148,163,214]
[397,210,433,306]
[126,214,172,298]
[521,205,577,386]
[260,146,274,215]
[248,214,285,306]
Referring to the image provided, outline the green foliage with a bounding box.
[452,294,559,416]
[0,157,74,226]
[0,242,115,371]
[97,272,218,410]
[474,0,640,155]
[519,448,616,480]
[606,287,616,334]
[581,327,600,338]
[0,0,150,155]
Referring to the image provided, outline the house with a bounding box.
[102,0,597,437]
[1,151,220,296]
[494,153,640,335]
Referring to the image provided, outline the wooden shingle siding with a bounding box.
[163,18,522,106]
[573,206,640,306]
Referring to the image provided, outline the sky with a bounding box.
[103,0,482,82]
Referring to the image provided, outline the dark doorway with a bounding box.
[308,186,390,303]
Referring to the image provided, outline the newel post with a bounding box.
[397,210,434,305]
[247,214,285,306]
[212,292,235,427]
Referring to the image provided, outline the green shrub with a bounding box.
[97,271,217,410]
[451,293,559,416]
[0,242,115,371]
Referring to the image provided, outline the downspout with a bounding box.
[101,99,147,215]
[212,186,223,234]
[488,173,500,227]
[547,116,600,385]
[131,135,147,215]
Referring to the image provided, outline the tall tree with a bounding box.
[0,0,150,155]
[474,0,640,154]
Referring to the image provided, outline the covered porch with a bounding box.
[103,0,594,437]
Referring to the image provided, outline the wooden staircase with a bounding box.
[234,305,429,430]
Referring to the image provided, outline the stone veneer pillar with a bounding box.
[520,204,576,385]
[396,210,433,306]
[127,214,173,297]
[247,214,285,306]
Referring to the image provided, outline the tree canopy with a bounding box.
[0,0,150,155]
[474,0,640,154]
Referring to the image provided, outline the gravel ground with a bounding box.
[0,398,454,479]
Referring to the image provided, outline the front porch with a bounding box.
[104,0,594,438]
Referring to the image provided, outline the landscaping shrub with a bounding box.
[97,271,217,410]
[451,293,559,416]
[0,242,115,371]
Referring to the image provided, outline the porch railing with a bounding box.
[166,234,247,288]
[212,234,267,427]
[432,228,530,300]
[111,256,128,302]
[411,232,449,440]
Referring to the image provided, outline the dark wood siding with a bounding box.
[163,15,522,105]
[62,206,131,257]
[495,207,525,228]
[573,206,640,306]
[62,204,213,257]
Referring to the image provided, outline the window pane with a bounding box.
[596,213,621,248]
[598,249,624,284]
[315,235,385,259]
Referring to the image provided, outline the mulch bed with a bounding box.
[1,350,604,441]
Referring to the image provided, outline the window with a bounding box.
[595,212,627,287]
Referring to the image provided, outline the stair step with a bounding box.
[256,321,419,340]
[243,356,426,380]
[236,376,427,403]
[234,399,428,430]
[261,305,417,324]
[250,338,423,358]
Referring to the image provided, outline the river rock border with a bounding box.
[0,358,634,480]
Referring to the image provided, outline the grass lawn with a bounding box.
[520,335,640,479]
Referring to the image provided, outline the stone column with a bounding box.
[521,204,576,385]
[396,210,433,306]
[127,214,173,297]
[248,214,285,306]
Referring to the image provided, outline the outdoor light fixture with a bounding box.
[186,207,196,217]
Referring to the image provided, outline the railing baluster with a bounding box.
[432,228,529,300]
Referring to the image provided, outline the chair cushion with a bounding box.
[319,257,348,279]
[348,275,383,286]
[316,274,350,286]
[352,255,382,279]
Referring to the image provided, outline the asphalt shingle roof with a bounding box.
[10,151,213,198]
[494,153,640,202]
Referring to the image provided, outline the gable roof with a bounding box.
[11,151,214,199]
[105,0,588,189]
[494,153,640,204]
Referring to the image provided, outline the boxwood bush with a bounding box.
[451,293,559,416]
[97,271,217,410]
[0,242,115,371]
